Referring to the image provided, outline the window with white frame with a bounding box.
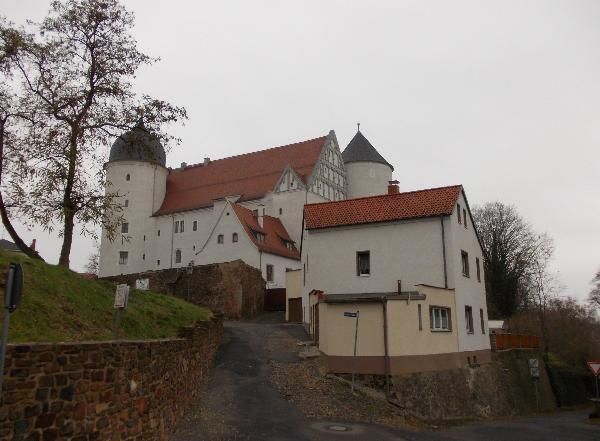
[193,220,197,231]
[121,222,129,234]
[174,221,179,234]
[356,251,370,276]
[465,305,474,333]
[175,249,182,264]
[266,264,274,282]
[118,251,128,265]
[232,233,238,243]
[430,306,451,331]
[180,220,185,233]
[217,234,224,244]
[461,250,470,277]
[476,257,481,282]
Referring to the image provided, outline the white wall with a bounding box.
[302,217,447,320]
[99,161,167,277]
[345,162,392,199]
[446,191,490,352]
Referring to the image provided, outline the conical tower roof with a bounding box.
[109,119,166,166]
[342,131,393,171]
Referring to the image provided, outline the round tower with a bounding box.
[342,130,394,199]
[99,120,169,277]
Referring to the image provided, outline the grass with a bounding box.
[0,249,211,343]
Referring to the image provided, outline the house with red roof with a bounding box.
[300,181,491,375]
[98,124,396,289]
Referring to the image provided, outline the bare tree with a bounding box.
[1,0,186,267]
[473,201,554,317]
[589,269,600,309]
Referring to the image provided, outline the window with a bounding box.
[142,253,145,260]
[476,258,481,282]
[266,264,274,282]
[118,251,128,265]
[193,220,197,231]
[463,209,467,229]
[465,306,474,333]
[121,223,129,234]
[255,232,265,243]
[217,234,224,244]
[174,221,179,234]
[126,174,130,181]
[430,306,451,331]
[232,233,238,243]
[279,208,283,215]
[157,259,160,266]
[418,304,423,331]
[175,249,182,264]
[143,235,146,241]
[180,220,185,233]
[461,250,470,277]
[124,199,129,207]
[356,251,370,276]
[158,230,161,237]
[457,203,462,224]
[480,308,485,334]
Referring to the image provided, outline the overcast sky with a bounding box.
[2,0,599,302]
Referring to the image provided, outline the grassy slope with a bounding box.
[0,249,210,343]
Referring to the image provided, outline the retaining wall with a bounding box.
[0,316,223,441]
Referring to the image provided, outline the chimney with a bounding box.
[180,162,187,168]
[203,157,210,166]
[388,180,399,195]
[257,204,265,228]
[30,239,36,251]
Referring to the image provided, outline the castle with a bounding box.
[98,123,394,287]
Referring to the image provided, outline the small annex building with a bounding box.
[301,181,491,375]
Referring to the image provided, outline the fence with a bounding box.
[490,333,540,351]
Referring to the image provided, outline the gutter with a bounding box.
[440,216,448,289]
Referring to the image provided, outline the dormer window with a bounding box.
[254,232,266,243]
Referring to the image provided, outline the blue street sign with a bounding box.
[344,312,357,318]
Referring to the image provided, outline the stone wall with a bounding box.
[0,316,223,441]
[103,259,265,319]
[391,349,556,421]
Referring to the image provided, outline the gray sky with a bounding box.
[2,0,599,302]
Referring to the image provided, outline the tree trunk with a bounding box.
[58,210,74,267]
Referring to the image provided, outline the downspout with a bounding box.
[382,296,390,398]
[441,216,448,289]
[170,215,175,268]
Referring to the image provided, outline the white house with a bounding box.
[99,123,391,287]
[300,181,491,374]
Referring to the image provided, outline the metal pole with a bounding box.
[352,310,359,393]
[0,266,15,399]
[535,380,539,412]
[596,375,599,399]
[114,308,123,339]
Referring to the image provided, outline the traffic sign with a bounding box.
[587,361,600,377]
[528,359,540,379]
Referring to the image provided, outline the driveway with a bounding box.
[172,314,599,441]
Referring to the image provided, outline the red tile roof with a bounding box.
[304,185,462,230]
[232,204,301,260]
[155,136,327,215]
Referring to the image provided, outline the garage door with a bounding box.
[288,298,302,323]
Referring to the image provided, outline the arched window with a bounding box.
[126,174,130,181]
[232,233,238,243]
[175,249,182,264]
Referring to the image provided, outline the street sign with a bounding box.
[344,312,357,318]
[528,359,540,379]
[587,361,600,377]
[114,284,130,308]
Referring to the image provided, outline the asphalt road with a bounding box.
[171,316,599,441]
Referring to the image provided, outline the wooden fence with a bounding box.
[490,333,540,351]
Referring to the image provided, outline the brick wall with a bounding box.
[0,316,223,441]
[103,259,265,319]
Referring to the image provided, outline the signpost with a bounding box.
[528,358,540,411]
[344,311,359,393]
[587,361,600,399]
[0,263,24,398]
[114,284,130,339]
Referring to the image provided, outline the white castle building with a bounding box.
[98,123,393,287]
